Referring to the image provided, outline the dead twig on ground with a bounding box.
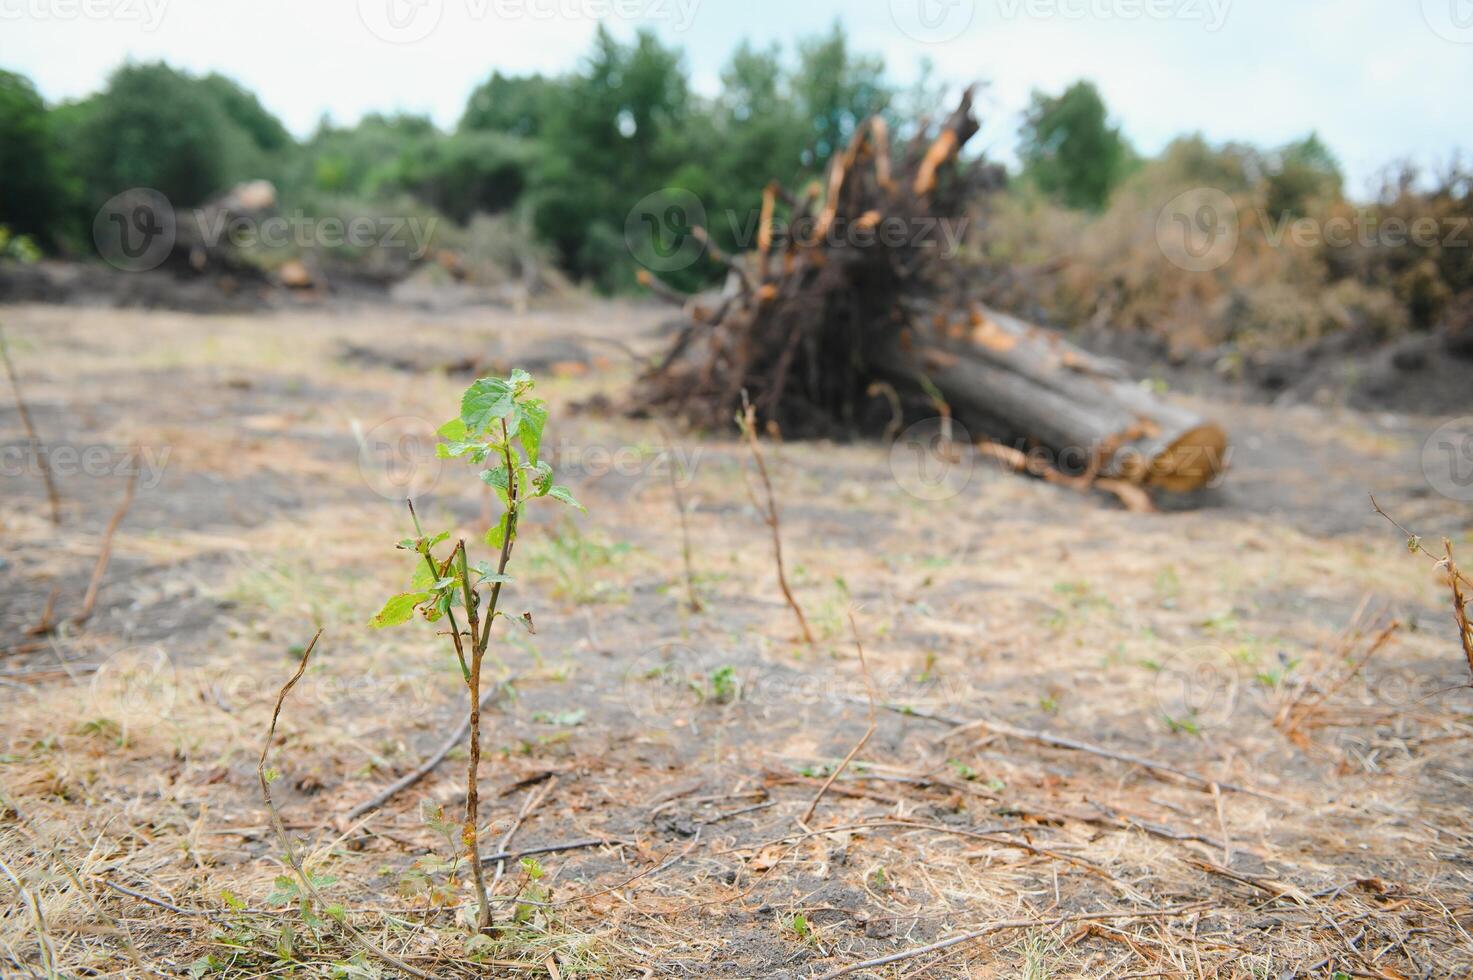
[74,456,139,627]
[342,675,517,825]
[0,325,61,525]
[258,630,436,980]
[738,394,813,645]
[0,851,58,978]
[940,715,1284,801]
[815,903,1211,978]
[801,612,876,824]
[490,775,558,894]
[1276,615,1401,745]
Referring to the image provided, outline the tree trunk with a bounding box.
[879,305,1227,492]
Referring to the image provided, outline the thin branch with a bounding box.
[739,394,814,645]
[815,903,1210,979]
[257,630,435,979]
[342,675,516,824]
[74,455,140,626]
[0,325,60,525]
[940,716,1284,801]
[801,613,876,824]
[1370,494,1473,680]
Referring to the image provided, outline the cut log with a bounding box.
[881,305,1227,492]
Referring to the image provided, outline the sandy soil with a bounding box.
[1,300,1471,978]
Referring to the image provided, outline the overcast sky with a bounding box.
[2,0,1469,193]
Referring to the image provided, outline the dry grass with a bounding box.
[1,303,1471,977]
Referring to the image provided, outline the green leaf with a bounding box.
[370,592,430,628]
[410,562,436,591]
[485,513,512,550]
[265,875,298,907]
[481,465,511,504]
[546,485,584,511]
[472,561,512,585]
[436,439,486,462]
[520,400,548,464]
[437,418,467,441]
[461,377,514,433]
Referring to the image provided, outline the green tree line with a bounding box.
[0,28,1348,293]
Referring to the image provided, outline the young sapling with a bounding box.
[369,369,582,932]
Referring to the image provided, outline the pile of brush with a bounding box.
[633,90,1227,497]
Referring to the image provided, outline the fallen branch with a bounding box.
[940,716,1283,801]
[801,612,876,824]
[342,675,516,825]
[0,325,61,525]
[258,630,436,980]
[814,903,1210,978]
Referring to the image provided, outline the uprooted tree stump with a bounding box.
[630,88,1228,495]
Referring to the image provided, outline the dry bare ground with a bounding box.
[1,301,1471,978]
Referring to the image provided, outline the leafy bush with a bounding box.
[0,70,72,247]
